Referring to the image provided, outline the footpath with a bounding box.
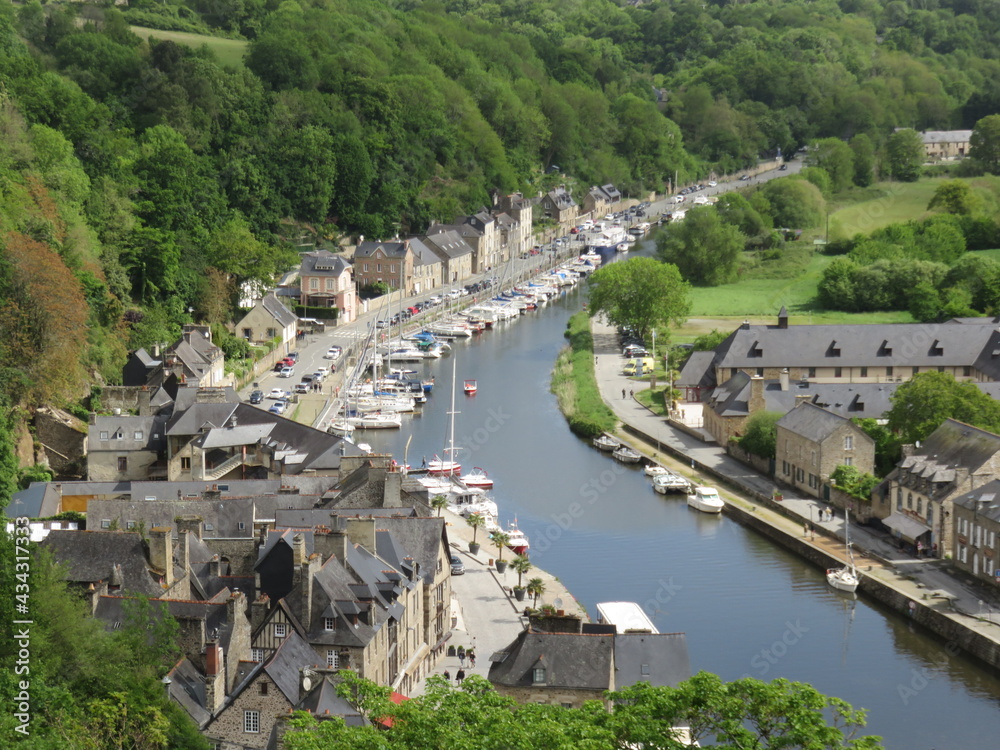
[592,317,1000,667]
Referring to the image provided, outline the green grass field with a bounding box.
[129,26,247,68]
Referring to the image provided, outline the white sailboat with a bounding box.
[826,510,860,593]
[427,354,462,476]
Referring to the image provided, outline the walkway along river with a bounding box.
[357,252,1000,749]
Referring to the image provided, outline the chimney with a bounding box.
[89,411,97,425]
[345,517,376,552]
[137,387,152,416]
[795,394,813,408]
[179,528,191,576]
[292,533,308,566]
[748,375,765,414]
[383,470,403,508]
[251,594,270,631]
[779,368,789,392]
[227,590,246,626]
[777,306,788,329]
[176,516,204,541]
[148,527,174,588]
[210,554,225,578]
[204,643,226,714]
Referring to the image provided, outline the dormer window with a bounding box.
[100,431,109,440]
[323,617,335,631]
[134,431,143,440]
[533,667,546,684]
[748,341,762,358]
[827,340,841,357]
[879,340,892,357]
[930,340,943,356]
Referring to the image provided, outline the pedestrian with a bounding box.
[456,669,466,684]
[443,670,450,682]
[421,456,427,468]
[804,522,809,538]
[595,355,598,364]
[629,388,634,399]
[916,540,923,557]
[468,650,476,668]
[458,650,465,667]
[809,523,814,540]
[622,388,626,399]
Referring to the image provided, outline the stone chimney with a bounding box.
[251,594,270,632]
[204,643,226,714]
[292,533,308,566]
[137,387,152,417]
[313,522,350,566]
[383,469,403,508]
[178,528,191,576]
[148,527,173,588]
[777,305,789,329]
[176,516,204,541]
[528,611,584,634]
[748,375,765,415]
[779,368,789,392]
[795,394,813,408]
[346,517,376,552]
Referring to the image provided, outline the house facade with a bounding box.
[87,414,169,481]
[235,293,297,353]
[163,325,226,387]
[421,229,475,285]
[495,192,534,261]
[407,238,443,295]
[539,185,578,230]
[582,184,623,219]
[353,240,413,293]
[775,402,874,499]
[920,130,973,161]
[298,250,357,323]
[951,481,1000,588]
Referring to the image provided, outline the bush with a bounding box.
[294,305,340,320]
[830,464,878,501]
[738,412,781,459]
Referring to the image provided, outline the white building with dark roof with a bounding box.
[298,250,356,323]
[920,129,973,161]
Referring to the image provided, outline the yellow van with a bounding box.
[623,357,655,376]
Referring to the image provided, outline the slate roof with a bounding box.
[952,480,1000,522]
[422,229,475,260]
[261,293,298,327]
[133,348,161,368]
[257,528,315,565]
[407,237,444,268]
[706,371,752,417]
[86,497,256,538]
[489,630,613,690]
[167,658,211,728]
[296,676,368,726]
[588,184,622,203]
[546,186,576,210]
[274,508,418,529]
[776,402,852,444]
[921,130,972,144]
[6,483,51,518]
[300,250,352,277]
[677,350,717,389]
[896,419,1000,487]
[263,631,320,703]
[95,594,231,643]
[166,402,238,436]
[613,632,691,689]
[41,530,163,596]
[354,240,409,260]
[172,385,241,412]
[88,414,169,453]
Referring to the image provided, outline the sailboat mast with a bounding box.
[444,352,460,465]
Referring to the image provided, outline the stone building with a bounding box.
[582,184,623,219]
[951,480,1000,587]
[876,419,1000,554]
[775,402,874,499]
[920,130,972,161]
[539,185,578,230]
[234,293,298,353]
[86,413,169,481]
[352,240,413,292]
[420,228,475,285]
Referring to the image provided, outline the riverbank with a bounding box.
[587,315,1000,671]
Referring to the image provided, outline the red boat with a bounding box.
[464,379,477,395]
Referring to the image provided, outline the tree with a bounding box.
[586,257,690,341]
[466,512,486,547]
[657,207,745,286]
[430,494,448,517]
[526,577,546,607]
[830,464,878,502]
[970,114,1000,174]
[715,193,769,238]
[850,133,876,187]
[738,412,782,459]
[511,555,532,589]
[852,418,902,477]
[885,129,925,182]
[762,178,826,228]
[693,329,729,351]
[927,180,980,216]
[491,531,511,563]
[808,138,854,192]
[886,371,1000,445]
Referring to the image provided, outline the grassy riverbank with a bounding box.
[551,311,616,437]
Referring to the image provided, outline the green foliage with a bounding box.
[831,464,878,502]
[738,412,781,459]
[886,129,925,182]
[852,419,902,478]
[692,329,730,351]
[886,371,1000,445]
[587,257,691,340]
[762,179,826,229]
[928,180,980,216]
[552,312,616,438]
[850,134,876,188]
[809,138,855,193]
[970,115,1000,174]
[657,207,745,286]
[18,463,53,490]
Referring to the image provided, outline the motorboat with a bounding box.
[427,454,461,476]
[686,486,724,514]
[460,467,494,489]
[346,412,402,430]
[505,522,530,556]
[593,435,620,451]
[327,420,355,438]
[652,472,692,495]
[644,465,669,477]
[613,446,642,464]
[827,510,860,593]
[464,379,477,395]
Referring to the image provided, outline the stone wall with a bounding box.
[33,407,87,477]
[207,673,290,750]
[727,443,773,478]
[205,538,258,577]
[493,684,605,709]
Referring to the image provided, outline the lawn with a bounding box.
[826,179,944,238]
[129,26,247,68]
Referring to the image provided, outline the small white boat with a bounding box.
[593,435,620,451]
[827,510,860,593]
[652,472,692,494]
[613,446,642,464]
[460,467,494,489]
[644,465,669,477]
[427,455,461,476]
[327,420,355,438]
[687,486,724,514]
[464,379,478,395]
[505,521,530,555]
[347,413,402,430]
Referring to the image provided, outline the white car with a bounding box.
[707,180,717,187]
[316,366,330,377]
[268,388,290,400]
[278,366,294,378]
[324,347,342,360]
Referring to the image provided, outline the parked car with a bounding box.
[707,180,718,187]
[569,227,580,234]
[287,352,299,362]
[268,388,290,400]
[324,347,342,360]
[740,174,752,181]
[268,400,288,415]
[450,555,465,575]
[316,366,330,377]
[249,390,264,404]
[623,344,649,358]
[375,319,389,329]
[293,382,310,394]
[279,366,295,378]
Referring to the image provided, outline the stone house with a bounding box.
[406,237,443,295]
[494,192,534,261]
[421,228,475,285]
[352,240,413,294]
[539,185,578,230]
[775,402,874,499]
[488,613,690,708]
[235,293,298,354]
[164,325,226,388]
[920,130,973,161]
[122,347,163,387]
[702,371,762,446]
[951,480,1000,587]
[876,420,1000,554]
[582,184,623,219]
[87,413,169,481]
[298,250,356,323]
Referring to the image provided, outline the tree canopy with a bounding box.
[657,206,745,286]
[885,371,1000,445]
[586,257,690,342]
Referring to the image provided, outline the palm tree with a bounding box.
[431,494,448,517]
[466,513,486,549]
[511,555,532,589]
[527,577,546,607]
[492,531,511,563]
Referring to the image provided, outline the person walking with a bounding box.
[458,650,466,667]
[443,670,451,682]
[622,388,626,399]
[456,669,466,685]
[629,388,634,399]
[468,650,476,668]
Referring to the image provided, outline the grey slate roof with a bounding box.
[167,658,211,728]
[899,419,1000,482]
[613,632,691,688]
[261,292,298,327]
[86,497,256,538]
[677,351,716,389]
[407,237,443,268]
[921,130,972,144]
[300,250,352,277]
[354,240,408,260]
[41,530,163,595]
[547,186,576,210]
[776,402,852,444]
[422,229,475,260]
[295,677,368,725]
[706,371,752,417]
[89,414,169,453]
[166,402,238,436]
[489,630,613,690]
[588,184,622,203]
[952,480,1000,522]
[263,631,319,703]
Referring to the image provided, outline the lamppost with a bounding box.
[650,330,657,390]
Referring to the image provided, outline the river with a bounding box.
[357,244,1000,749]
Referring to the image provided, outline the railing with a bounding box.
[202,454,243,481]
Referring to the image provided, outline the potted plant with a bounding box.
[527,577,546,608]
[467,512,486,554]
[492,531,511,573]
[511,555,531,601]
[431,494,448,517]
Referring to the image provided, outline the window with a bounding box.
[181,457,191,470]
[917,498,922,514]
[259,682,269,696]
[242,328,252,339]
[266,328,277,339]
[886,366,894,377]
[251,648,264,662]
[533,667,546,684]
[844,436,853,450]
[363,263,369,271]
[100,431,109,440]
[376,263,382,272]
[834,367,842,378]
[927,506,933,525]
[907,493,913,509]
[755,367,764,377]
[327,649,339,668]
[274,623,287,638]
[843,457,853,467]
[244,711,260,734]
[860,366,868,377]
[134,431,143,440]
[101,519,111,529]
[810,450,816,467]
[117,457,128,472]
[959,545,967,564]
[126,520,136,529]
[561,702,572,708]
[391,264,398,273]
[238,522,246,531]
[310,278,318,290]
[912,366,920,375]
[327,279,335,290]
[808,367,816,378]
[964,366,972,377]
[323,617,335,631]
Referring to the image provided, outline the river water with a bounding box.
[359,246,1000,749]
